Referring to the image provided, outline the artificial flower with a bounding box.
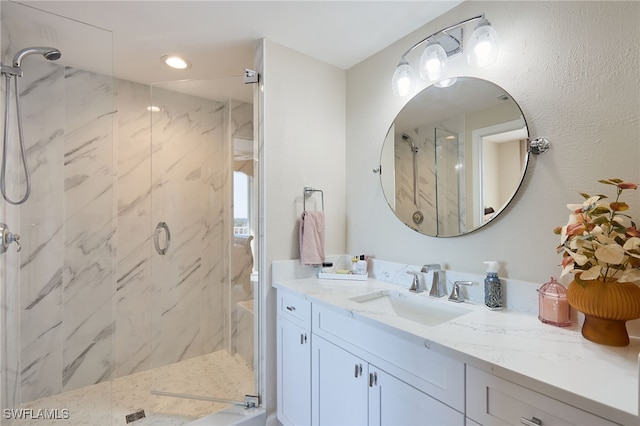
[555,178,640,286]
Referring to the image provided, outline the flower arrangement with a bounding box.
[554,178,640,286]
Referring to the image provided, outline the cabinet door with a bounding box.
[277,316,311,426]
[312,336,368,426]
[466,366,619,426]
[368,368,464,426]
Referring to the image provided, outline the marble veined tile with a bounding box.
[114,221,152,377]
[64,68,114,133]
[116,79,152,218]
[230,101,253,141]
[18,63,65,214]
[20,321,63,403]
[62,254,115,392]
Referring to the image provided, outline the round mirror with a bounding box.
[380,77,529,237]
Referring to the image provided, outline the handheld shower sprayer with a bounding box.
[401,133,418,153]
[1,46,61,205]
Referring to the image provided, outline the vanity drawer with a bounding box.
[278,289,311,327]
[466,365,619,426]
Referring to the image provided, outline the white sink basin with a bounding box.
[349,290,472,326]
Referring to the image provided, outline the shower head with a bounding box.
[401,133,418,152]
[12,47,61,68]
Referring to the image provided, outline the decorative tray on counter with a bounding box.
[318,272,368,281]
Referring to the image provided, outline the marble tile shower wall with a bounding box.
[3,62,246,404]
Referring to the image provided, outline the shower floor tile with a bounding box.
[10,350,254,426]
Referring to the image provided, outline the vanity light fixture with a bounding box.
[467,16,500,67]
[419,41,448,82]
[162,55,191,70]
[391,57,416,97]
[391,14,500,96]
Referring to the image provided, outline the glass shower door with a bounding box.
[149,76,257,419]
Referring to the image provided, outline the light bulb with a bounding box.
[467,18,500,68]
[162,55,191,70]
[391,58,416,96]
[419,42,447,82]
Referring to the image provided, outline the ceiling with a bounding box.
[3,1,462,101]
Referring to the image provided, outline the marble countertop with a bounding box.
[273,276,640,425]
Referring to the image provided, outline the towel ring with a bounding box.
[303,187,324,211]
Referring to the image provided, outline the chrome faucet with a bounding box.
[406,271,426,293]
[421,264,446,297]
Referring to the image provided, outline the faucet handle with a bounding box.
[406,271,422,293]
[448,281,473,303]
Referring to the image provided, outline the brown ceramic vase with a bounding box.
[566,279,640,347]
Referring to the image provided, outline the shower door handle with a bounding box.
[154,222,170,255]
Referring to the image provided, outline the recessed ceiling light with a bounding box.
[147,105,161,112]
[162,55,191,70]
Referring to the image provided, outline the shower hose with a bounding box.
[1,72,31,205]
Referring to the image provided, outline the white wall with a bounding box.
[346,1,640,283]
[261,39,346,416]
[264,40,347,262]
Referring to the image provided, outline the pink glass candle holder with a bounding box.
[538,276,571,327]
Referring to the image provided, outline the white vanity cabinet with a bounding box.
[466,365,620,426]
[368,365,463,426]
[274,275,638,426]
[311,335,463,426]
[311,336,369,425]
[311,303,465,426]
[276,290,312,426]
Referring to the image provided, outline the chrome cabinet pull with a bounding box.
[299,333,308,345]
[354,364,363,377]
[520,416,542,426]
[286,305,296,311]
[368,372,377,387]
[0,223,20,253]
[154,222,170,255]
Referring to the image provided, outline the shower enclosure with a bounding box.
[392,126,464,236]
[0,2,259,424]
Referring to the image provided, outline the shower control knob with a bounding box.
[0,223,21,253]
[6,232,20,252]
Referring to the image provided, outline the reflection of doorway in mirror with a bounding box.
[472,119,527,227]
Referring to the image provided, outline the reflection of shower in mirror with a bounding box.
[380,77,531,237]
[401,133,424,225]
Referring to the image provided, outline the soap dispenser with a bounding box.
[355,255,368,275]
[483,261,502,310]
